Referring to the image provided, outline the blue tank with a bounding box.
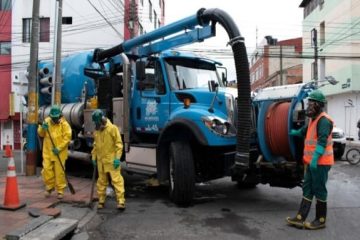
[38,51,97,105]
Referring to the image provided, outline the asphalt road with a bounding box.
[2,151,359,240]
[82,160,360,240]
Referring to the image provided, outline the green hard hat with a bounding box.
[92,109,104,124]
[308,90,326,103]
[49,105,61,118]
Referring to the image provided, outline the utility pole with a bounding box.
[129,0,137,38]
[311,28,318,85]
[280,45,283,85]
[26,0,40,176]
[52,0,63,105]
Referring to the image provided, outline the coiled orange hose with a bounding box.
[265,102,293,160]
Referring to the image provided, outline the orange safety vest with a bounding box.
[303,112,334,165]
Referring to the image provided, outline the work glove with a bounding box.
[113,159,120,169]
[92,159,97,167]
[310,145,325,171]
[289,128,303,137]
[42,122,49,131]
[52,147,60,156]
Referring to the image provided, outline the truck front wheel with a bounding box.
[169,141,195,206]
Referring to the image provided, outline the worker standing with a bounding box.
[286,89,334,230]
[38,105,72,199]
[91,109,125,210]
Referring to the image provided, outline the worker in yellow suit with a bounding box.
[38,105,72,199]
[91,109,125,210]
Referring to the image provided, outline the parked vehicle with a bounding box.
[34,8,328,206]
[332,127,346,160]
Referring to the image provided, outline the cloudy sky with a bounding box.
[165,0,304,80]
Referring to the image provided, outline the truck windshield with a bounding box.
[164,58,221,90]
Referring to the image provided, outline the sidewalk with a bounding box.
[0,173,96,239]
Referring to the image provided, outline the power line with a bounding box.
[86,0,123,38]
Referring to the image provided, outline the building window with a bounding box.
[158,20,161,28]
[139,22,143,35]
[22,18,31,43]
[0,0,11,10]
[140,0,143,6]
[149,0,152,21]
[0,42,11,55]
[62,17,72,25]
[22,18,50,43]
[320,21,325,45]
[154,11,157,28]
[40,18,50,42]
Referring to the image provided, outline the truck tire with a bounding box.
[169,141,195,206]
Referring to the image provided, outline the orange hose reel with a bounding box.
[265,102,293,160]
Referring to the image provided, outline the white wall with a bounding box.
[327,92,360,140]
[268,46,302,77]
[138,0,163,33]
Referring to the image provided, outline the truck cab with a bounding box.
[111,50,238,204]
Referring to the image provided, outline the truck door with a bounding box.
[132,59,169,134]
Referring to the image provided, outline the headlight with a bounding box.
[202,116,236,136]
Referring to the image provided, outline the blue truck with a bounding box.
[35,8,321,206]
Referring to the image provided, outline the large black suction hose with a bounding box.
[201,9,251,172]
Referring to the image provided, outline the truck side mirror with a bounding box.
[136,61,146,81]
[208,80,219,92]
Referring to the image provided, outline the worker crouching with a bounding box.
[91,109,125,210]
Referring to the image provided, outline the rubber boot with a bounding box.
[304,200,327,230]
[286,198,312,228]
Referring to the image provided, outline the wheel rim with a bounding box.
[347,149,360,165]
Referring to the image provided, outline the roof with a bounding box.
[299,0,311,7]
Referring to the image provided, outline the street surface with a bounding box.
[1,151,359,240]
[83,160,360,240]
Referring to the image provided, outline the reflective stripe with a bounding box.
[305,140,332,146]
[305,139,317,145]
[324,151,333,156]
[7,170,16,177]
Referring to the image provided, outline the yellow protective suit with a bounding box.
[91,119,125,205]
[38,116,72,194]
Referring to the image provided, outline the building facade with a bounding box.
[0,0,165,150]
[300,0,360,140]
[250,36,303,91]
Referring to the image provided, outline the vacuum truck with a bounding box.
[34,8,319,206]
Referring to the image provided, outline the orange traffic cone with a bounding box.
[2,135,11,158]
[0,149,26,210]
[4,143,11,158]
